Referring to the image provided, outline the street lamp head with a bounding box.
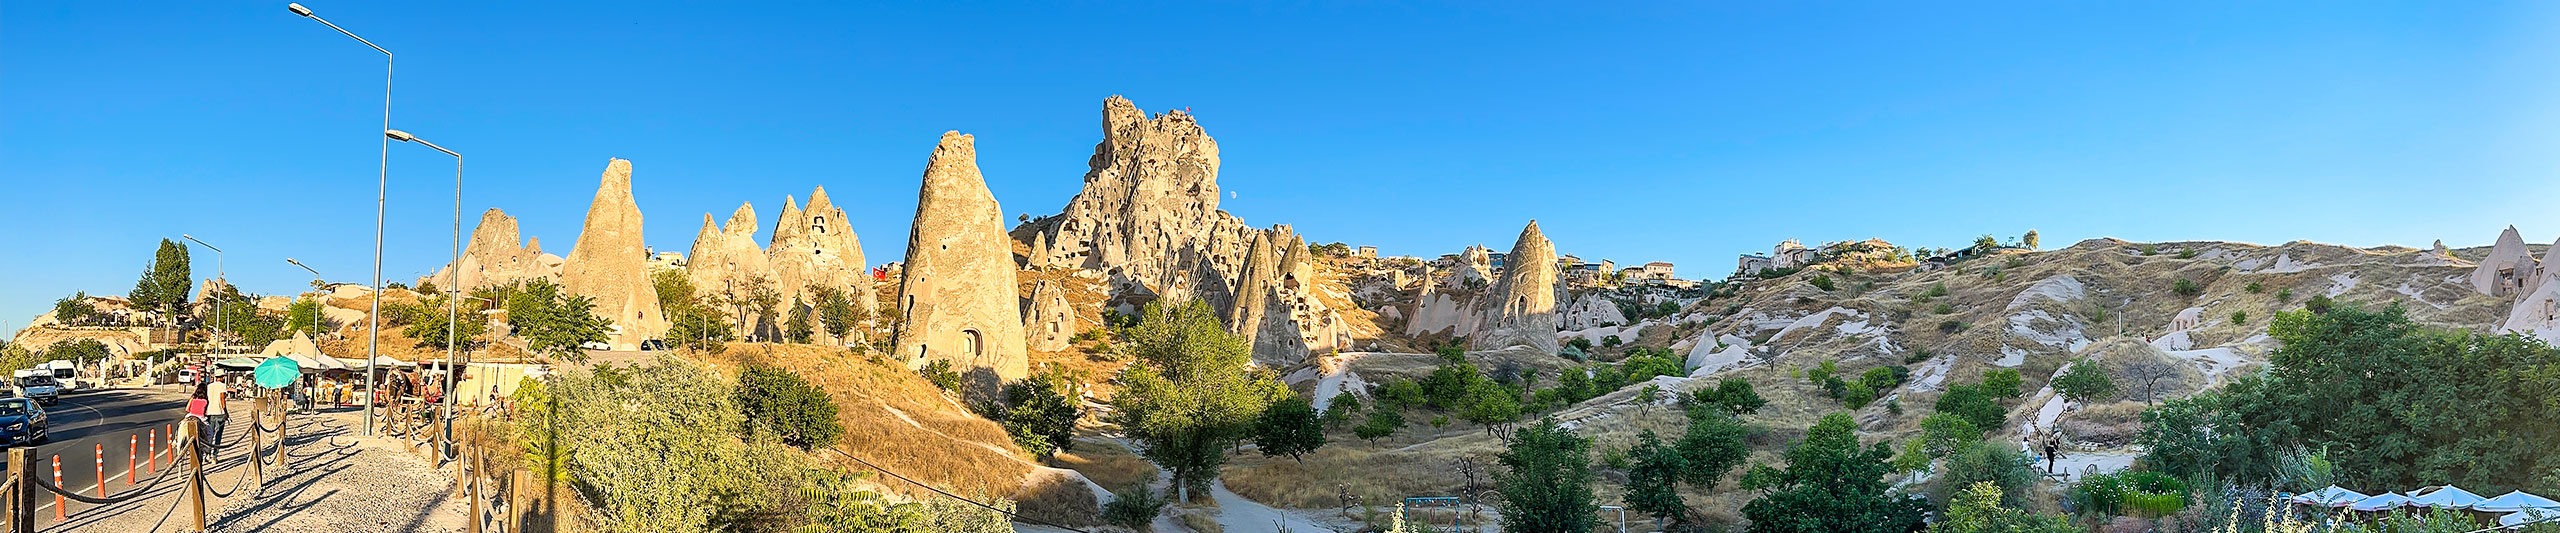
[385,129,416,142]
[287,258,303,266]
[288,3,314,17]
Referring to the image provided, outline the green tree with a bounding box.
[1354,408,1402,443]
[1973,235,1999,253]
[1692,377,1767,417]
[813,286,861,342]
[1322,393,1362,429]
[52,293,95,324]
[784,298,815,344]
[402,295,490,350]
[1677,409,1750,490]
[127,239,192,323]
[1930,482,2077,533]
[655,269,734,351]
[506,278,612,362]
[1932,440,2039,510]
[1458,384,1522,437]
[2021,230,2039,251]
[1107,300,1288,501]
[1497,417,1599,533]
[42,339,113,365]
[284,297,327,337]
[1623,430,1689,528]
[1739,413,1929,533]
[736,365,844,449]
[1934,384,2007,432]
[1920,413,1984,457]
[2052,360,2117,405]
[1979,369,2023,400]
[1252,396,1325,462]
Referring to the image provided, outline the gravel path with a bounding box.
[60,407,470,533]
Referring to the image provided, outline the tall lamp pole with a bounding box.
[387,128,463,448]
[289,2,394,436]
[287,259,325,335]
[180,234,225,356]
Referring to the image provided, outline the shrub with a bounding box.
[1904,346,1934,364]
[2176,249,2197,259]
[1843,381,1876,409]
[919,359,964,393]
[1933,440,2039,510]
[2172,278,2202,297]
[1938,320,1968,333]
[1933,302,1955,315]
[1925,282,1950,298]
[999,372,1084,459]
[1809,275,1836,291]
[2244,281,2263,294]
[2276,287,2293,303]
[2230,310,2248,324]
[1979,369,2023,399]
[1600,335,1622,348]
[1567,337,1593,352]
[1690,377,1766,417]
[2141,244,2158,256]
[736,365,845,449]
[1102,485,1168,530]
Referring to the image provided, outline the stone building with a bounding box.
[893,132,1029,383]
[558,159,668,350]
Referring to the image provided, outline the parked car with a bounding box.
[12,376,61,406]
[0,399,48,446]
[637,339,668,351]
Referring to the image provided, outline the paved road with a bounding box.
[19,386,219,521]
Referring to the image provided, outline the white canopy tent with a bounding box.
[2409,485,2486,509]
[2292,486,2370,507]
[2476,490,2560,513]
[2347,492,2413,512]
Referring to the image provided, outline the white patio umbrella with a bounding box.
[2347,492,2413,512]
[2292,485,2370,507]
[2500,507,2560,528]
[2476,490,2560,513]
[2409,485,2486,509]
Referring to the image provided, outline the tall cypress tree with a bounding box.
[128,239,192,323]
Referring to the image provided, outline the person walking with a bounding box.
[185,371,231,452]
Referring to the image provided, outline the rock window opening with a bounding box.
[962,329,983,359]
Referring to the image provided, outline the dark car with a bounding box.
[0,399,47,446]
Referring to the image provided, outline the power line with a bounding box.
[818,447,1098,533]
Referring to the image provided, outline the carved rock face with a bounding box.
[420,208,561,290]
[1472,221,1560,354]
[558,159,668,350]
[895,132,1028,382]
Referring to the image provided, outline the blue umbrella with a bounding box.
[254,357,302,389]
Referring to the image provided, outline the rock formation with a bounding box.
[558,159,668,350]
[686,203,777,336]
[2471,226,2538,296]
[1471,221,1560,353]
[769,187,873,344]
[894,132,1029,382]
[1025,280,1075,352]
[1560,292,1629,330]
[1025,96,1261,313]
[419,209,562,290]
[2502,239,2560,343]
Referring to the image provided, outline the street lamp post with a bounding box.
[289,2,394,436]
[180,234,225,355]
[387,128,463,450]
[287,258,325,335]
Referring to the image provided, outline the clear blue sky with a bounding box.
[7,2,2560,329]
